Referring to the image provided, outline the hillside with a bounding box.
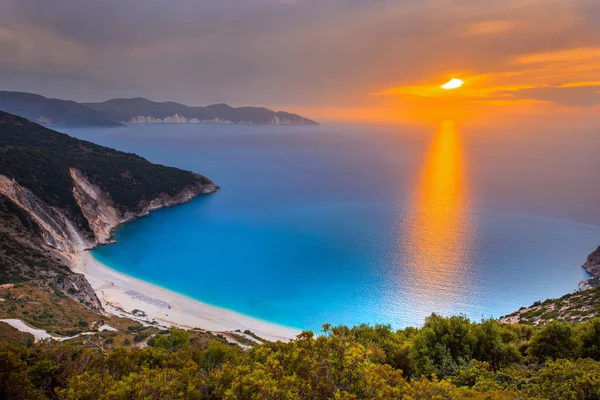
[500,286,600,325]
[84,97,319,125]
[0,110,217,304]
[0,91,122,126]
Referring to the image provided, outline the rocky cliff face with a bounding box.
[0,169,217,311]
[70,168,217,245]
[0,175,85,254]
[580,246,600,291]
[55,273,104,311]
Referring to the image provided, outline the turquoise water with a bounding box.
[60,123,600,331]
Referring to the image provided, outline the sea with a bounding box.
[60,122,600,332]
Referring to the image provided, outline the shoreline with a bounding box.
[71,250,299,342]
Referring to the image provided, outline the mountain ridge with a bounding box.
[0,90,318,126]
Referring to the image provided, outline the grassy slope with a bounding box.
[0,281,156,339]
[0,281,230,351]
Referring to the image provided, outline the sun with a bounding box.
[441,78,464,90]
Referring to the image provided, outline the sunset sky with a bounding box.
[0,0,599,123]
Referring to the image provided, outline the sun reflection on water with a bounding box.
[399,121,475,320]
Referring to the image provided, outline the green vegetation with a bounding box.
[1,315,600,399]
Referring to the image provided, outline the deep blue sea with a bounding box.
[60,123,600,331]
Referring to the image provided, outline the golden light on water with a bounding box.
[441,78,464,90]
[400,121,474,316]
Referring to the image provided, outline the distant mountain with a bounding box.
[0,91,122,126]
[0,91,318,126]
[84,97,319,125]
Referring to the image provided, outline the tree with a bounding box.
[472,319,521,370]
[528,321,576,360]
[410,314,476,376]
[577,317,600,360]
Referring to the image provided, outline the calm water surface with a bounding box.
[60,123,600,331]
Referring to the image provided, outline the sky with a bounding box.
[0,0,599,123]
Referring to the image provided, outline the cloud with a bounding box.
[465,20,515,36]
[514,47,600,65]
[505,85,600,107]
[0,0,598,118]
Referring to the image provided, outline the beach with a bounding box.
[72,250,299,342]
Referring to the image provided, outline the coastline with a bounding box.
[71,250,299,342]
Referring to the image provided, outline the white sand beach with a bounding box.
[72,250,299,342]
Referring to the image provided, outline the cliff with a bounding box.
[0,111,217,311]
[580,246,600,290]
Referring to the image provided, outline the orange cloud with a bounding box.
[465,20,515,36]
[514,47,600,65]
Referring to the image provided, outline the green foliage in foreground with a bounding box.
[2,315,600,400]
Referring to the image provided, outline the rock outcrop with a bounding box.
[54,273,104,311]
[580,246,600,291]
